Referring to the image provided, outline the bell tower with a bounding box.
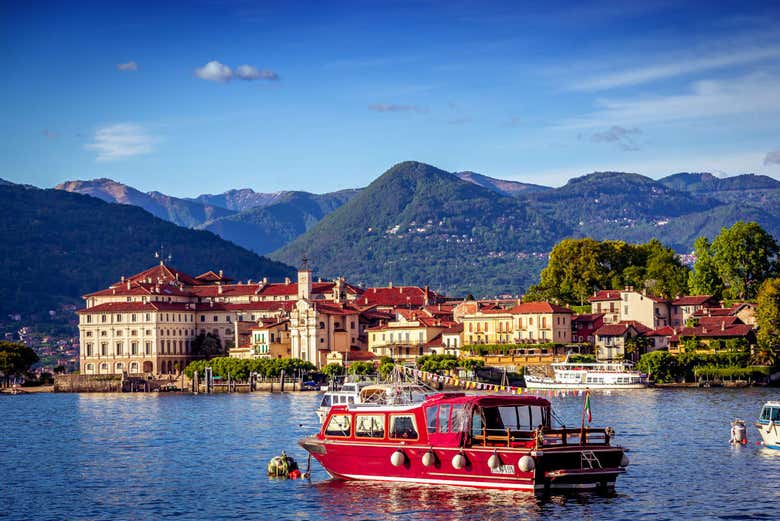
[297,257,312,301]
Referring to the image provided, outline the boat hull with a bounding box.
[756,421,780,449]
[300,436,626,492]
[524,381,647,390]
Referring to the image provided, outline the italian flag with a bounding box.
[584,390,592,423]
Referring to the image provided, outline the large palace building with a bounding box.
[77,261,444,375]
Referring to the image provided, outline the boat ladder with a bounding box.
[581,450,602,470]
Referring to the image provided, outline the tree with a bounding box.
[191,333,223,359]
[378,357,396,379]
[526,238,609,305]
[644,241,689,299]
[688,236,723,297]
[347,361,375,375]
[0,341,39,385]
[323,363,345,380]
[637,351,677,383]
[711,221,778,300]
[624,336,652,363]
[756,278,780,360]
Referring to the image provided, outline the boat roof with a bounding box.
[763,401,780,407]
[329,393,550,414]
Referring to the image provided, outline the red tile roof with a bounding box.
[588,290,621,302]
[508,302,573,314]
[677,324,754,338]
[356,286,443,308]
[594,321,650,337]
[572,313,605,323]
[127,263,202,286]
[672,295,716,306]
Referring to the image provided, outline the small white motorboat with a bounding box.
[755,401,780,449]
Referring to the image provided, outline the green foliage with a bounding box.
[191,333,223,359]
[323,363,345,379]
[462,342,570,356]
[710,221,778,300]
[526,238,690,305]
[459,358,485,371]
[377,357,396,379]
[0,341,39,377]
[347,361,375,375]
[638,350,752,383]
[693,366,770,380]
[183,357,315,381]
[417,354,459,373]
[688,237,723,297]
[0,183,295,328]
[568,354,597,363]
[757,278,780,354]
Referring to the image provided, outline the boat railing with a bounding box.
[470,426,613,447]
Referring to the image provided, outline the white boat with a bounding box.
[755,401,780,449]
[316,381,373,424]
[524,357,647,390]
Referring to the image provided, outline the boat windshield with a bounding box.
[760,406,780,422]
[472,404,549,437]
[320,394,332,408]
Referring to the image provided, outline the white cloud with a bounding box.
[560,72,780,130]
[235,64,279,81]
[195,61,279,83]
[368,103,428,113]
[571,46,780,91]
[117,61,138,71]
[195,60,233,82]
[85,123,156,162]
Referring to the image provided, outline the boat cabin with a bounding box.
[321,393,558,448]
[759,402,780,423]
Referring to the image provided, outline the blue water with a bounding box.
[1,388,778,521]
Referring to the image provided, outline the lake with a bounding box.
[1,388,778,520]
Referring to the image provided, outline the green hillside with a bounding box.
[0,183,295,324]
[271,161,565,296]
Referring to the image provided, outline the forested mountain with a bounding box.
[0,183,295,325]
[56,178,236,228]
[47,166,780,297]
[199,190,360,254]
[271,163,780,296]
[271,161,566,296]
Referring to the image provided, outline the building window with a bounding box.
[116,314,122,322]
[116,342,123,356]
[101,315,107,323]
[213,316,218,322]
[85,331,93,337]
[132,314,137,322]
[145,313,151,321]
[131,342,138,355]
[86,315,92,323]
[85,343,93,356]
[145,341,152,355]
[101,343,108,356]
[319,322,325,329]
[201,315,205,322]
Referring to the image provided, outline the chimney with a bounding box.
[126,280,131,290]
[219,270,223,277]
[218,284,223,295]
[285,277,291,285]
[121,276,125,282]
[388,282,393,289]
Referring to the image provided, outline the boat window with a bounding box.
[472,411,484,437]
[451,404,466,432]
[761,407,770,421]
[389,415,418,440]
[320,395,332,408]
[355,414,385,438]
[324,414,351,437]
[438,405,451,433]
[348,396,355,404]
[426,406,438,433]
[773,408,780,422]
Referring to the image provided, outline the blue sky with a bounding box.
[2,0,780,196]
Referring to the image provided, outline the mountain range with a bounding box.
[0,180,294,329]
[48,162,780,297]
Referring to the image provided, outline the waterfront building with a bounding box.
[593,321,651,361]
[78,261,425,375]
[571,313,604,343]
[670,295,719,327]
[588,290,621,324]
[367,308,456,361]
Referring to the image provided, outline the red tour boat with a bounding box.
[299,392,628,492]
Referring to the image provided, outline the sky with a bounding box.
[2,0,780,196]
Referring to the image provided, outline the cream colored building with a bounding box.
[367,309,453,360]
[459,301,573,346]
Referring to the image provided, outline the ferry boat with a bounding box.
[300,393,629,492]
[756,401,780,449]
[524,357,647,390]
